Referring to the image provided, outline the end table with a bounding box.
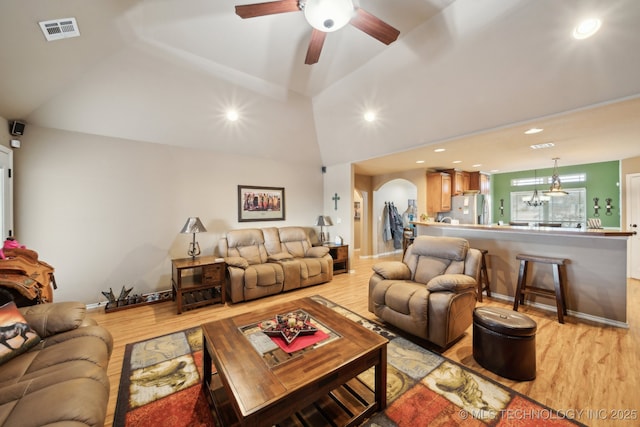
[171,256,226,314]
[327,244,349,274]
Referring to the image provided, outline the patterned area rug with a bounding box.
[114,295,586,426]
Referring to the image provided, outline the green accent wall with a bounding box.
[491,160,620,227]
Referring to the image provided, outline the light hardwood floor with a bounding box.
[87,253,640,427]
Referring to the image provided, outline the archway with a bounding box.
[372,179,417,256]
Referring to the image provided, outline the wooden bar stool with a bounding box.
[513,254,568,323]
[477,249,491,302]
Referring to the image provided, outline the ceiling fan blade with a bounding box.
[305,29,327,65]
[235,0,300,19]
[350,8,400,45]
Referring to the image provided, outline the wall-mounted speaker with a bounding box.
[9,121,25,136]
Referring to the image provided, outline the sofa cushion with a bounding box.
[225,256,250,269]
[414,257,450,284]
[427,274,477,292]
[410,236,469,261]
[243,264,284,289]
[278,227,312,258]
[298,258,322,280]
[19,301,85,338]
[0,302,41,365]
[306,246,329,258]
[407,236,469,283]
[372,261,411,280]
[237,245,264,265]
[225,229,269,264]
[268,252,294,262]
[0,371,109,427]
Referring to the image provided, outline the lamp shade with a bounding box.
[304,0,354,32]
[180,217,207,234]
[315,215,333,226]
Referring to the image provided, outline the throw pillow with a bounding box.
[0,300,41,365]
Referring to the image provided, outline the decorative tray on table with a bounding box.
[261,310,317,344]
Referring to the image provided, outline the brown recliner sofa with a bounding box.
[0,301,113,427]
[218,226,333,303]
[369,236,480,348]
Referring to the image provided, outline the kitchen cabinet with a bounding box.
[443,169,467,195]
[469,172,490,194]
[427,172,451,213]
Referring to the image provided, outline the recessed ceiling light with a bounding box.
[416,160,425,164]
[490,169,499,173]
[573,18,601,39]
[524,128,543,134]
[472,164,482,168]
[226,110,239,121]
[434,148,445,153]
[530,142,555,150]
[364,111,376,122]
[452,160,462,164]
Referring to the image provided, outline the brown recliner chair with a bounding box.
[369,236,480,348]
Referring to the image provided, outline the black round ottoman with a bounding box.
[473,306,537,381]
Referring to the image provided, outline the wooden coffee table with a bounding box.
[202,297,387,426]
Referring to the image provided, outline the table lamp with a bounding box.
[315,215,333,244]
[180,217,207,259]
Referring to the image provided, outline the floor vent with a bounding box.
[39,17,80,41]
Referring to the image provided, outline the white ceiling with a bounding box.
[1,0,639,176]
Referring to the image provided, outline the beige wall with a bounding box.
[0,117,10,149]
[354,174,373,256]
[13,125,324,304]
[621,155,640,226]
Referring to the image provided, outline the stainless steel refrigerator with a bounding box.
[449,193,490,225]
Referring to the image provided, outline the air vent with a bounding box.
[39,17,80,41]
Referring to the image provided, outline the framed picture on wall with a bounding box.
[238,185,285,222]
[354,202,361,219]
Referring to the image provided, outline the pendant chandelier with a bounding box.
[526,170,546,207]
[543,157,568,196]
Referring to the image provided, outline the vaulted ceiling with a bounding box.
[1,0,639,175]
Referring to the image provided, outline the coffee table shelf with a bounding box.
[207,374,376,427]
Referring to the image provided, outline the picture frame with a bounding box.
[238,185,285,222]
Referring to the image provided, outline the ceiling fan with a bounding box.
[235,0,400,65]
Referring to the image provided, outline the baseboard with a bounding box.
[359,249,403,259]
[488,292,629,329]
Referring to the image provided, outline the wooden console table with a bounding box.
[171,256,225,314]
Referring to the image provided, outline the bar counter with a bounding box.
[413,222,634,326]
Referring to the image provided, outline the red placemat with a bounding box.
[269,328,329,353]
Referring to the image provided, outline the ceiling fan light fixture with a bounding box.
[304,0,354,32]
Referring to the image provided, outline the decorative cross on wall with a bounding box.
[332,193,340,210]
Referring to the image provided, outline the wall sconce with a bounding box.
[593,197,600,216]
[605,198,613,216]
[499,199,504,216]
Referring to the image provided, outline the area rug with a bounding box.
[114,295,586,426]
